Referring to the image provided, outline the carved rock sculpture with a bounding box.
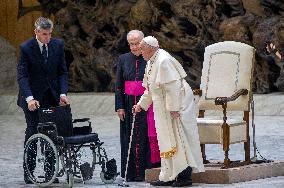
[0,36,17,94]
[36,0,284,93]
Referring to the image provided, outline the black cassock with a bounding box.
[115,52,151,181]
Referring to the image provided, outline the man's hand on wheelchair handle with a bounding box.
[117,109,125,121]
[28,100,40,111]
[59,95,70,106]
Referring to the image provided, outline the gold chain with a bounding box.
[160,147,177,159]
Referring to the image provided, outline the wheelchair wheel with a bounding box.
[67,170,74,188]
[24,133,59,187]
[100,171,116,184]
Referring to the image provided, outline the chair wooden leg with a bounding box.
[223,123,230,168]
[199,110,209,164]
[223,150,230,168]
[221,104,230,168]
[244,142,250,163]
[244,111,250,163]
[200,144,209,164]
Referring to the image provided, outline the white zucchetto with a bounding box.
[143,36,159,48]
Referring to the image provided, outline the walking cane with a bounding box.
[118,112,136,187]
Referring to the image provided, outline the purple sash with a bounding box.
[125,81,160,164]
[147,104,161,164]
[124,81,145,96]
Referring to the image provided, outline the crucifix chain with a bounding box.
[146,50,159,90]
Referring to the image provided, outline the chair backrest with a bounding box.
[199,41,255,111]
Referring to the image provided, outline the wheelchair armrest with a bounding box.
[215,89,248,105]
[73,118,90,123]
[72,118,92,135]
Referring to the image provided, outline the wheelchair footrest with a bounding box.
[80,162,93,181]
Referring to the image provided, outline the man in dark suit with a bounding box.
[17,17,69,184]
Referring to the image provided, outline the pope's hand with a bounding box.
[133,105,142,113]
[170,111,180,118]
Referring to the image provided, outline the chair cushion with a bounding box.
[197,118,247,144]
[64,133,98,144]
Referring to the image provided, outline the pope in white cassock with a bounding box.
[133,36,204,187]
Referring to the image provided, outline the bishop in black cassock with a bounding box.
[115,52,151,181]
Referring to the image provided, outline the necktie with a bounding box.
[42,44,48,64]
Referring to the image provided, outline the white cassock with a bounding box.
[137,49,205,182]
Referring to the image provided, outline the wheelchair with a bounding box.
[23,105,118,187]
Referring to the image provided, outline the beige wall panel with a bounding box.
[6,0,18,46]
[0,0,8,38]
[0,0,42,51]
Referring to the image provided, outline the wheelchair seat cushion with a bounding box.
[64,133,99,144]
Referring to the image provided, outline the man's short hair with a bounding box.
[34,17,53,31]
[127,30,144,41]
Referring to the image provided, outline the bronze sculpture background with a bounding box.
[1,0,284,93]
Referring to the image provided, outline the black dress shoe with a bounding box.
[150,180,174,186]
[171,180,192,187]
[171,166,193,187]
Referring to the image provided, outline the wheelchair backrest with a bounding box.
[38,105,73,137]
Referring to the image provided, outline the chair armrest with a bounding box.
[215,89,248,105]
[193,89,202,96]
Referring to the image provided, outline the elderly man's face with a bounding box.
[35,28,52,44]
[139,42,155,61]
[128,34,143,56]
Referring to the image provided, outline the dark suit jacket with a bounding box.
[17,37,68,109]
